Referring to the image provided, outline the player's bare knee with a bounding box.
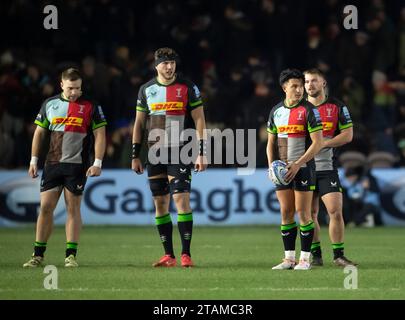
[311,210,319,221]
[39,205,54,216]
[297,210,312,224]
[172,193,191,212]
[280,209,295,224]
[65,206,81,217]
[328,209,343,221]
[153,196,169,212]
[154,197,167,207]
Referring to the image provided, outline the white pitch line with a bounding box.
[0,287,402,293]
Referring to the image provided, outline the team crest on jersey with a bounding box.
[176,88,182,98]
[297,110,304,120]
[78,105,85,114]
[326,107,333,118]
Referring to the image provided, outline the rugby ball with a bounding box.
[269,160,289,186]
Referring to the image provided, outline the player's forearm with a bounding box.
[323,128,353,148]
[266,134,276,166]
[94,127,106,160]
[195,117,207,141]
[132,112,146,143]
[266,148,274,167]
[31,127,46,157]
[191,108,207,140]
[132,122,143,143]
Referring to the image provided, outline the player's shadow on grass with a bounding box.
[351,261,403,269]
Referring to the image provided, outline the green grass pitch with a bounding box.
[0,226,404,299]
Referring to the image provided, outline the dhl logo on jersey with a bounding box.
[322,122,333,131]
[151,102,184,111]
[52,117,83,126]
[278,125,305,133]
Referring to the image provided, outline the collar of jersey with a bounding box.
[284,98,303,108]
[307,95,328,107]
[60,93,69,101]
[156,75,177,87]
[60,93,81,103]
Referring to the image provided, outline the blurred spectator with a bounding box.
[337,75,365,125]
[366,9,396,72]
[369,70,398,154]
[398,7,405,74]
[104,119,133,168]
[397,139,405,167]
[81,56,110,107]
[20,64,50,121]
[241,82,276,130]
[338,31,372,85]
[0,97,24,168]
[342,166,383,227]
[1,1,405,168]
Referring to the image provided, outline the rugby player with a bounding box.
[23,68,107,268]
[131,47,207,268]
[267,68,323,270]
[304,68,357,267]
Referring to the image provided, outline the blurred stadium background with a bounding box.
[1,0,405,300]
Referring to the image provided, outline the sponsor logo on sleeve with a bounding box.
[342,106,352,122]
[98,106,106,120]
[313,109,322,122]
[193,85,201,98]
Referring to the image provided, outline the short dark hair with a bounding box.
[154,47,179,65]
[61,68,82,81]
[303,68,325,79]
[279,68,304,86]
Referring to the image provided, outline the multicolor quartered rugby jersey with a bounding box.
[34,94,107,165]
[136,76,203,147]
[267,99,323,168]
[313,96,353,171]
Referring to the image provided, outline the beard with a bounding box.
[308,89,321,98]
